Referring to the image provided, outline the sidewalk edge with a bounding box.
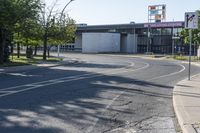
[173,62,200,133]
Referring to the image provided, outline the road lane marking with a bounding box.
[86,91,124,133]
[0,61,150,132]
[0,62,135,91]
[1,61,186,132]
[0,62,136,91]
[148,63,186,81]
[0,62,149,98]
[0,61,185,132]
[84,62,150,133]
[86,62,186,132]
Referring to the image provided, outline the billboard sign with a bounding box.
[144,22,183,28]
[148,4,166,23]
[185,12,199,29]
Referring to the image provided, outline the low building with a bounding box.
[74,21,184,54]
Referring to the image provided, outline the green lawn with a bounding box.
[0,55,63,67]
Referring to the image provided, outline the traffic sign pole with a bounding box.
[185,12,199,80]
[188,29,192,80]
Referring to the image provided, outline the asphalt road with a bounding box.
[0,53,199,133]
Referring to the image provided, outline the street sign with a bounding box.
[185,12,199,29]
[185,12,199,80]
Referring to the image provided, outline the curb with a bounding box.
[98,54,167,61]
[173,83,198,133]
[173,62,200,133]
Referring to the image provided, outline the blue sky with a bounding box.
[46,0,200,25]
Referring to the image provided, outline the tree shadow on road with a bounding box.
[0,61,174,133]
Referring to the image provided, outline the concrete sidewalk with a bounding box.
[173,63,200,133]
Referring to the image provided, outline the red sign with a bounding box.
[149,6,156,10]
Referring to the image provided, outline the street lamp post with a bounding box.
[57,0,75,57]
[60,0,75,22]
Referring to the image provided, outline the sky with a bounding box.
[45,0,200,25]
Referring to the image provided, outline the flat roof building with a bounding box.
[75,21,185,54]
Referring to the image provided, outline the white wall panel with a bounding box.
[82,33,120,53]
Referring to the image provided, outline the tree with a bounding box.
[14,19,43,58]
[0,0,42,63]
[0,0,41,30]
[46,15,76,57]
[0,0,76,63]
[39,0,75,60]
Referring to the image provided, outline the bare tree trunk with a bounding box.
[43,30,47,60]
[47,45,52,58]
[34,45,37,56]
[10,43,13,60]
[17,42,20,58]
[17,32,20,58]
[48,48,50,58]
[26,38,28,54]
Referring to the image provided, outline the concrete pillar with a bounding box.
[126,34,138,53]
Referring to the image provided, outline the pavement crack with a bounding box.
[102,124,125,133]
[133,115,155,127]
[114,101,133,107]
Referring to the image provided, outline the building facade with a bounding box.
[75,21,184,54]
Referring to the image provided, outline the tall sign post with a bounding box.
[148,5,166,23]
[185,12,199,80]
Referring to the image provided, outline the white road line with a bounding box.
[148,63,186,81]
[0,62,149,98]
[0,62,135,91]
[0,91,17,93]
[86,62,186,133]
[0,61,149,133]
[0,61,185,132]
[85,91,124,133]
[85,62,150,133]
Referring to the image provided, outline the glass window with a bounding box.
[161,28,172,35]
[136,29,148,35]
[173,28,183,36]
[151,28,161,35]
